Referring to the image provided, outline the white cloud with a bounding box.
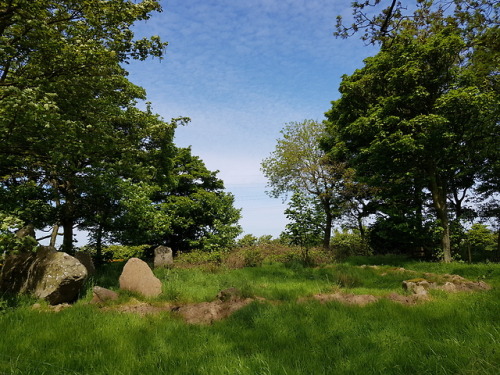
[127,0,379,236]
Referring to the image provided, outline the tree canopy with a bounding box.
[261,120,348,249]
[325,0,499,262]
[0,0,242,255]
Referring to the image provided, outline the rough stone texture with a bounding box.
[402,279,434,296]
[0,246,88,305]
[90,286,119,304]
[119,258,162,297]
[153,246,174,269]
[403,275,491,296]
[74,252,96,276]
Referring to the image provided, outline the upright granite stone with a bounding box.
[74,252,96,275]
[153,246,174,268]
[119,258,162,297]
[0,246,88,305]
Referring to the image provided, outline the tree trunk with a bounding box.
[357,214,365,240]
[95,224,103,265]
[428,173,452,262]
[49,223,59,247]
[61,219,74,253]
[323,206,333,250]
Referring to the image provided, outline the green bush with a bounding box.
[330,229,371,260]
[243,248,264,267]
[81,244,150,262]
[0,214,37,258]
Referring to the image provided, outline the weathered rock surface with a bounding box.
[403,275,491,296]
[402,279,434,296]
[74,252,96,275]
[153,246,174,268]
[119,258,162,297]
[90,286,119,304]
[0,246,88,305]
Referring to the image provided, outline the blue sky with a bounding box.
[127,0,379,238]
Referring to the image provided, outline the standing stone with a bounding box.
[119,258,162,297]
[154,246,174,269]
[74,252,96,275]
[0,246,88,305]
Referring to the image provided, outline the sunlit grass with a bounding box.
[1,257,499,374]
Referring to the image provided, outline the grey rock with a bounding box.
[0,246,88,305]
[154,246,174,268]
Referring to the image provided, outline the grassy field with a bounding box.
[1,255,499,374]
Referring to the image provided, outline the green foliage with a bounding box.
[283,191,324,252]
[111,147,242,253]
[262,119,349,248]
[0,213,37,257]
[0,0,172,251]
[236,234,258,247]
[330,229,371,261]
[242,249,264,268]
[325,8,499,261]
[461,224,498,262]
[82,244,149,262]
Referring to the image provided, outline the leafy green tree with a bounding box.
[325,4,499,262]
[110,147,242,253]
[262,120,348,249]
[0,0,170,252]
[463,223,497,262]
[282,191,324,259]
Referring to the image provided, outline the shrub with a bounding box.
[243,249,264,267]
[330,229,371,261]
[81,244,150,262]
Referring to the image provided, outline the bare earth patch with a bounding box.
[176,298,254,324]
[306,293,379,306]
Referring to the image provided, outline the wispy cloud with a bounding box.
[128,0,378,237]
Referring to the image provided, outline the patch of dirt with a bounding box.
[303,292,379,306]
[386,292,429,305]
[95,271,493,323]
[176,298,254,324]
[102,291,256,325]
[102,298,174,316]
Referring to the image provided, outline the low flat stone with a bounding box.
[91,286,119,304]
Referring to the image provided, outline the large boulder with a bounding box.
[74,252,96,276]
[0,246,88,305]
[153,246,173,269]
[119,258,162,297]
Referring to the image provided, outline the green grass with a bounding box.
[1,257,499,374]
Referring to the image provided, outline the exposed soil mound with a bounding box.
[176,298,254,324]
[305,292,379,306]
[103,289,255,324]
